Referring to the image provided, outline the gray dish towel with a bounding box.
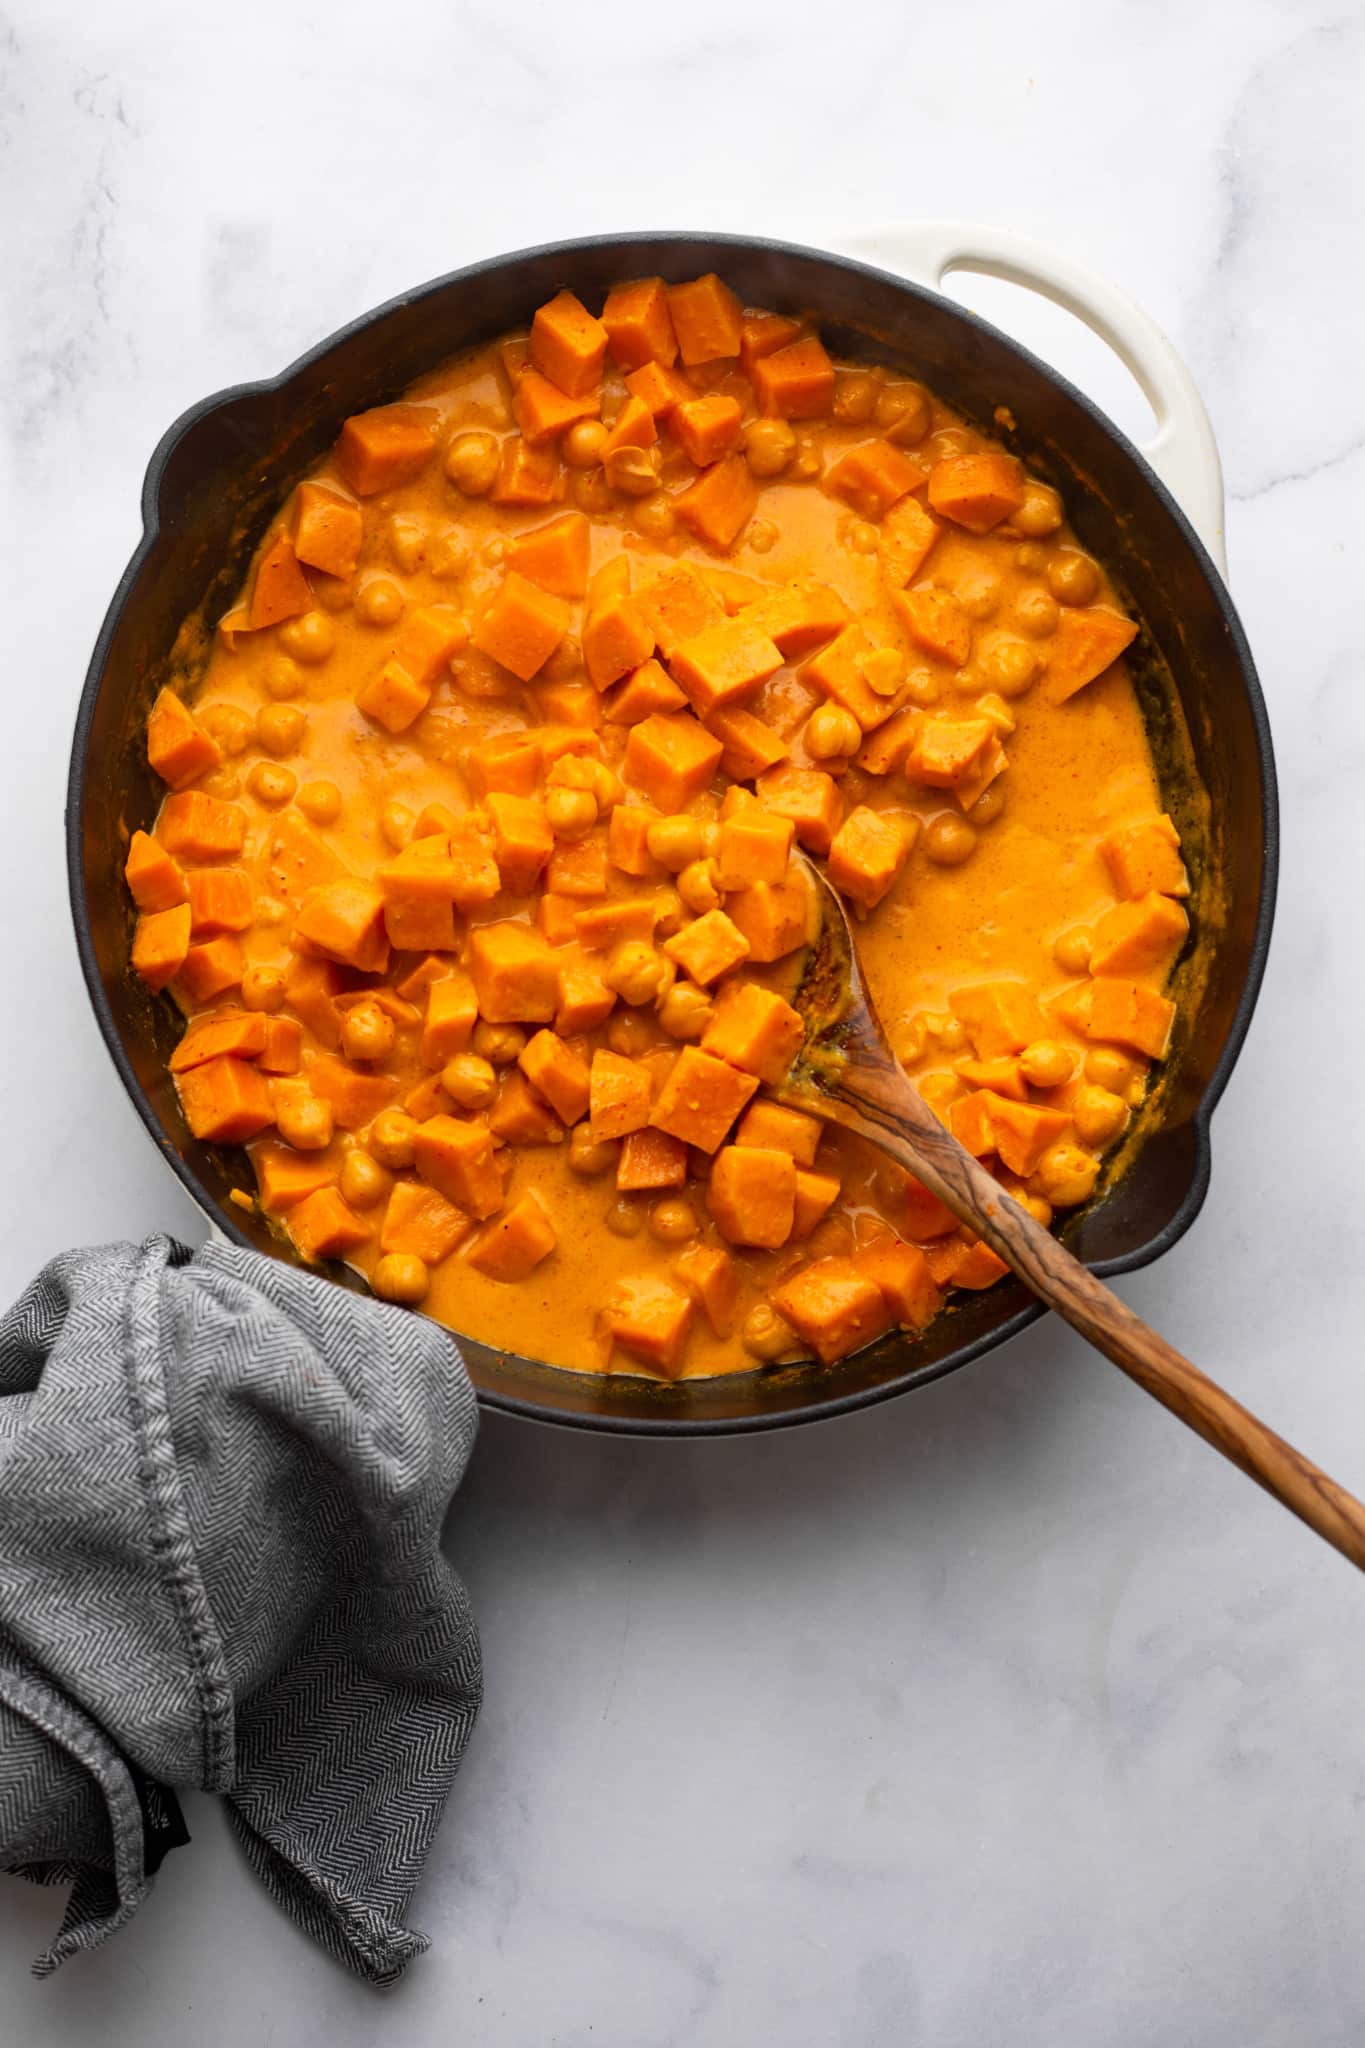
[0,1233,482,1982]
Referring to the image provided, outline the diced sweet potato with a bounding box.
[616,1127,688,1192]
[420,972,478,1067]
[186,866,253,936]
[538,682,600,730]
[902,1174,958,1240]
[1099,814,1189,900]
[859,1237,941,1330]
[929,1238,1009,1291]
[447,817,503,909]
[669,617,783,719]
[671,1242,741,1337]
[953,734,1009,815]
[749,337,835,419]
[667,273,743,365]
[413,1114,504,1218]
[624,712,723,811]
[725,874,814,962]
[926,452,1025,533]
[877,498,941,588]
[146,689,222,789]
[355,658,430,734]
[584,592,654,692]
[649,1046,758,1153]
[499,335,531,387]
[802,626,904,732]
[790,1168,841,1239]
[292,481,364,578]
[631,565,725,660]
[949,981,1048,1060]
[954,1055,1028,1101]
[770,1257,893,1364]
[738,311,803,370]
[176,1054,275,1143]
[288,1186,373,1263]
[1044,607,1139,702]
[519,1029,590,1125]
[555,961,616,1036]
[132,903,192,991]
[700,980,804,1084]
[259,1016,302,1074]
[600,395,659,458]
[174,937,245,1005]
[467,1190,557,1280]
[625,359,693,419]
[485,792,554,894]
[488,1070,564,1145]
[376,841,459,953]
[170,1011,267,1072]
[248,533,313,630]
[663,909,750,988]
[823,440,918,518]
[674,455,757,552]
[252,1140,341,1213]
[1089,892,1189,978]
[755,764,843,856]
[740,581,849,660]
[714,808,794,887]
[468,922,560,1024]
[589,1048,653,1142]
[507,511,591,600]
[545,834,608,898]
[601,1275,694,1377]
[380,1180,472,1263]
[949,1090,998,1159]
[903,715,995,788]
[335,404,436,495]
[539,894,579,947]
[893,586,973,667]
[574,898,659,951]
[513,369,600,445]
[672,393,743,467]
[307,1052,394,1130]
[1084,978,1176,1059]
[708,1145,796,1248]
[125,831,188,914]
[855,707,921,778]
[981,1094,1073,1178]
[392,605,467,689]
[606,805,662,878]
[603,277,679,371]
[827,806,916,911]
[605,660,687,726]
[283,956,345,1049]
[293,879,389,973]
[473,571,570,683]
[530,289,608,397]
[734,1099,822,1166]
[705,705,790,781]
[491,437,562,507]
[263,812,344,904]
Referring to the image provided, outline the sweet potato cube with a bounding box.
[600,395,658,458]
[705,705,789,782]
[860,1238,941,1330]
[507,512,591,600]
[1099,814,1189,900]
[538,682,601,730]
[573,898,659,951]
[377,843,458,953]
[473,571,570,683]
[700,980,804,1084]
[949,1090,999,1159]
[903,1174,958,1240]
[827,806,917,911]
[539,894,580,947]
[555,961,616,1036]
[755,764,843,856]
[953,734,1009,815]
[749,337,835,420]
[671,1242,741,1337]
[512,369,600,445]
[491,437,562,507]
[335,404,436,496]
[446,817,503,909]
[467,1190,557,1280]
[625,359,693,419]
[174,937,245,1005]
[791,1168,841,1240]
[903,715,995,788]
[725,874,814,963]
[259,1016,302,1074]
[984,1094,1073,1178]
[530,289,608,397]
[672,393,743,467]
[607,804,663,878]
[252,1140,341,1213]
[176,1055,274,1144]
[823,440,918,518]
[624,713,723,811]
[741,582,849,660]
[146,689,222,789]
[878,498,942,588]
[292,481,363,580]
[674,455,757,552]
[545,834,608,898]
[589,1048,653,1142]
[603,277,679,370]
[1044,607,1139,702]
[715,808,794,887]
[770,1258,893,1365]
[738,311,803,370]
[391,605,467,690]
[601,1275,694,1378]
[355,658,430,734]
[949,981,1048,1060]
[855,707,921,778]
[708,1145,796,1248]
[485,793,553,894]
[616,1128,688,1192]
[894,586,973,668]
[413,1114,504,1218]
[293,879,388,973]
[170,1010,267,1072]
[926,452,1026,533]
[499,335,531,387]
[420,973,478,1067]
[802,626,904,732]
[288,1187,373,1264]
[380,1180,471,1263]
[519,1029,590,1125]
[132,903,192,991]
[1089,892,1189,978]
[263,812,343,903]
[394,953,451,1005]
[468,922,560,1024]
[669,617,783,719]
[584,594,654,691]
[631,565,725,660]
[734,1099,822,1166]
[667,273,743,365]
[283,956,345,1048]
[954,1055,1028,1101]
[605,660,687,726]
[663,909,750,988]
[649,1046,758,1153]
[1084,978,1176,1059]
[125,830,187,913]
[488,1070,564,1145]
[186,867,253,936]
[248,533,313,629]
[306,1053,394,1130]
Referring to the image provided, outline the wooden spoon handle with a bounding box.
[815,1061,1365,1574]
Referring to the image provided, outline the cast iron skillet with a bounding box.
[66,232,1277,1436]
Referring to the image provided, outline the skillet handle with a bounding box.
[842,221,1228,577]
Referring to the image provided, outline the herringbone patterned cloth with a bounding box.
[0,1234,482,1982]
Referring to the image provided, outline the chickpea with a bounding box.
[928,428,973,464]
[429,529,470,582]
[605,1196,646,1238]
[971,780,1007,827]
[255,895,287,927]
[787,434,822,482]
[842,518,878,555]
[356,576,405,628]
[833,371,879,424]
[1013,483,1064,537]
[923,812,977,866]
[1033,1141,1100,1209]
[1053,925,1094,975]
[1014,587,1060,639]
[903,667,941,709]
[652,886,685,938]
[649,1197,698,1245]
[1017,1191,1054,1228]
[200,702,253,756]
[634,491,677,542]
[546,786,598,840]
[339,1150,392,1209]
[677,858,722,915]
[278,612,334,665]
[381,801,413,851]
[368,1109,419,1170]
[657,981,713,1040]
[240,965,286,1012]
[276,1091,333,1152]
[604,939,668,1006]
[445,431,500,496]
[875,381,931,446]
[387,514,427,573]
[371,1252,430,1306]
[1020,1039,1077,1090]
[955,568,1002,620]
[441,1054,497,1111]
[563,418,608,469]
[895,1016,927,1064]
[606,1009,655,1058]
[748,518,779,554]
[978,634,1040,699]
[609,445,664,498]
[805,705,862,760]
[1047,550,1101,606]
[1072,1083,1130,1148]
[201,765,242,799]
[341,1000,396,1064]
[483,536,508,567]
[247,761,296,808]
[472,1020,526,1066]
[255,702,306,757]
[1015,542,1047,571]
[937,1016,968,1054]
[917,1071,961,1122]
[568,1126,617,1177]
[297,780,343,826]
[741,1302,797,1362]
[646,815,705,871]
[1084,1047,1145,1098]
[743,416,797,478]
[263,655,303,700]
[572,467,615,515]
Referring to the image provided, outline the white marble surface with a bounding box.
[3,1,1364,2039]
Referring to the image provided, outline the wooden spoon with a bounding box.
[780,855,1365,1573]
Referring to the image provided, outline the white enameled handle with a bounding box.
[841,222,1228,576]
